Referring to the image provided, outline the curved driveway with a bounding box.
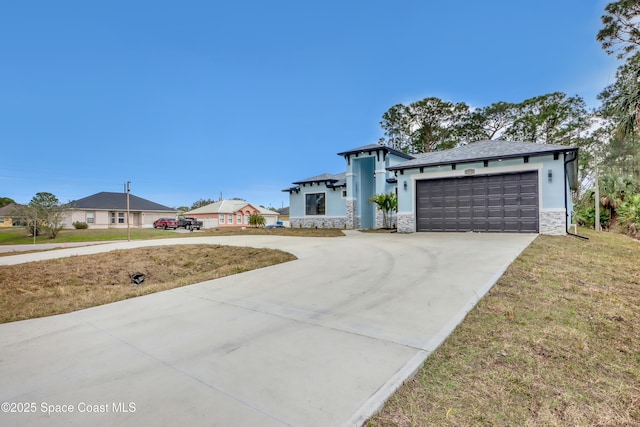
[0,231,535,426]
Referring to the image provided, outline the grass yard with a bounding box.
[0,245,296,324]
[368,228,640,426]
[0,226,344,246]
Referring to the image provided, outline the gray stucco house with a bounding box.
[284,140,579,235]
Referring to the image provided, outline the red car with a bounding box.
[153,218,178,230]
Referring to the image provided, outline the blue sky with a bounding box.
[0,1,620,209]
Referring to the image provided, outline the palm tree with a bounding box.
[369,193,398,229]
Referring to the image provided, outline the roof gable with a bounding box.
[186,200,275,215]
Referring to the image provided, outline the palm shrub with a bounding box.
[617,194,640,236]
[249,214,266,227]
[369,192,398,229]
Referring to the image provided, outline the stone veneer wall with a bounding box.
[397,212,415,233]
[346,199,356,229]
[290,217,347,229]
[375,209,384,229]
[539,210,566,235]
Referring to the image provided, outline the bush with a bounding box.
[617,194,640,236]
[73,221,89,229]
[574,206,610,229]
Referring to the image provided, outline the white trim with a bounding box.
[346,172,355,177]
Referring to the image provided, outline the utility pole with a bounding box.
[33,210,37,245]
[594,165,600,232]
[126,181,131,241]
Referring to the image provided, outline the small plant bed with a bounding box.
[0,245,296,324]
[368,228,640,426]
[359,228,397,233]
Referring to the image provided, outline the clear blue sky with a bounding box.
[0,1,620,209]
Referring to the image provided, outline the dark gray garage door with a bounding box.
[416,172,539,233]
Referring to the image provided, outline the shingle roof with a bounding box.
[0,203,20,216]
[337,144,413,160]
[388,140,577,171]
[292,172,346,186]
[68,192,176,212]
[186,200,278,216]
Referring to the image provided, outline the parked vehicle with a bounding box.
[153,218,178,230]
[265,221,284,229]
[177,217,203,230]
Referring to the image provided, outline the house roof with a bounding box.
[285,172,346,193]
[337,144,413,160]
[0,203,20,216]
[387,140,577,171]
[68,192,176,212]
[186,200,278,216]
[292,172,346,186]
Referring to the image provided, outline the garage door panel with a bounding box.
[416,171,539,233]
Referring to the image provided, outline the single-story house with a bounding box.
[185,200,279,228]
[64,192,178,229]
[284,140,579,235]
[0,203,21,228]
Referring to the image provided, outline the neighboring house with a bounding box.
[185,200,279,228]
[64,192,178,229]
[0,203,21,228]
[284,140,579,235]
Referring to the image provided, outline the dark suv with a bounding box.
[153,218,178,230]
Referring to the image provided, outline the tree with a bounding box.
[191,198,215,210]
[30,192,66,239]
[459,101,519,142]
[0,197,15,208]
[369,192,398,229]
[249,214,265,227]
[379,97,470,154]
[13,192,66,238]
[597,0,640,59]
[503,92,589,145]
[599,53,640,136]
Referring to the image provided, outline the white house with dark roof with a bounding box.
[284,140,579,235]
[64,192,178,229]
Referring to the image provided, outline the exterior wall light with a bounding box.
[548,169,553,182]
[403,181,407,190]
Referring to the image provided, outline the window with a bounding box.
[219,214,225,224]
[118,212,125,224]
[111,212,116,224]
[0,217,4,224]
[245,214,249,224]
[237,214,242,224]
[227,214,233,224]
[305,193,325,215]
[86,212,95,224]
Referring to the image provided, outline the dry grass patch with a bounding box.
[369,228,640,426]
[0,244,296,324]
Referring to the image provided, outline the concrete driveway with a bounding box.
[0,231,535,426]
